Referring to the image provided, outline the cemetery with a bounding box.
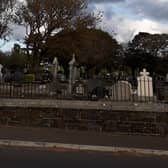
[0,55,167,136]
[0,55,166,102]
[1,0,168,136]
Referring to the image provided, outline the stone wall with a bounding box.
[0,99,168,136]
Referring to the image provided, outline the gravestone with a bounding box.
[110,80,132,101]
[137,68,153,98]
[72,81,87,97]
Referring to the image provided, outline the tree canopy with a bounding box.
[16,0,100,68]
[131,32,168,57]
[124,32,168,76]
[124,47,157,77]
[45,28,120,70]
[0,0,16,38]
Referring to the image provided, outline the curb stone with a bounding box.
[0,139,168,156]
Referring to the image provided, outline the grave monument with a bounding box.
[137,68,153,98]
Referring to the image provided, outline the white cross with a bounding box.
[140,68,150,77]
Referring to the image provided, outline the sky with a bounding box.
[1,0,168,52]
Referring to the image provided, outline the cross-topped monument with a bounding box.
[137,68,153,98]
[140,68,150,77]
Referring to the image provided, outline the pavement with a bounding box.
[1,126,168,156]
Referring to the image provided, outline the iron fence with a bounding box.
[0,82,55,99]
[0,78,167,103]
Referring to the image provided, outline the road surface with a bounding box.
[0,147,168,168]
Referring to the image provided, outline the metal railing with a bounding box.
[0,82,55,99]
[0,78,167,103]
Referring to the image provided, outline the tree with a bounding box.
[131,32,168,57]
[17,0,100,69]
[7,44,28,69]
[124,32,168,76]
[0,50,8,65]
[0,0,16,38]
[45,28,120,75]
[124,47,157,77]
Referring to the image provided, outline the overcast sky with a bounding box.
[1,0,168,51]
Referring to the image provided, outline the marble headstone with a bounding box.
[137,68,153,97]
[110,80,132,101]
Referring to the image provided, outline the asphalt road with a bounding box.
[1,127,168,150]
[0,147,168,168]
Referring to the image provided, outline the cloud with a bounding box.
[9,24,26,41]
[0,40,25,52]
[0,24,26,52]
[126,0,168,22]
[92,0,168,23]
[93,0,168,43]
[99,14,168,43]
[2,0,168,52]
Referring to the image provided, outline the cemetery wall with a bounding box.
[0,98,167,112]
[0,99,168,136]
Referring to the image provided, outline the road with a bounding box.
[0,147,168,168]
[1,127,168,150]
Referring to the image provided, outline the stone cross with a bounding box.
[140,68,150,77]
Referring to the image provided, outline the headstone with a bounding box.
[137,68,153,97]
[75,84,84,95]
[72,81,87,97]
[110,80,132,101]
